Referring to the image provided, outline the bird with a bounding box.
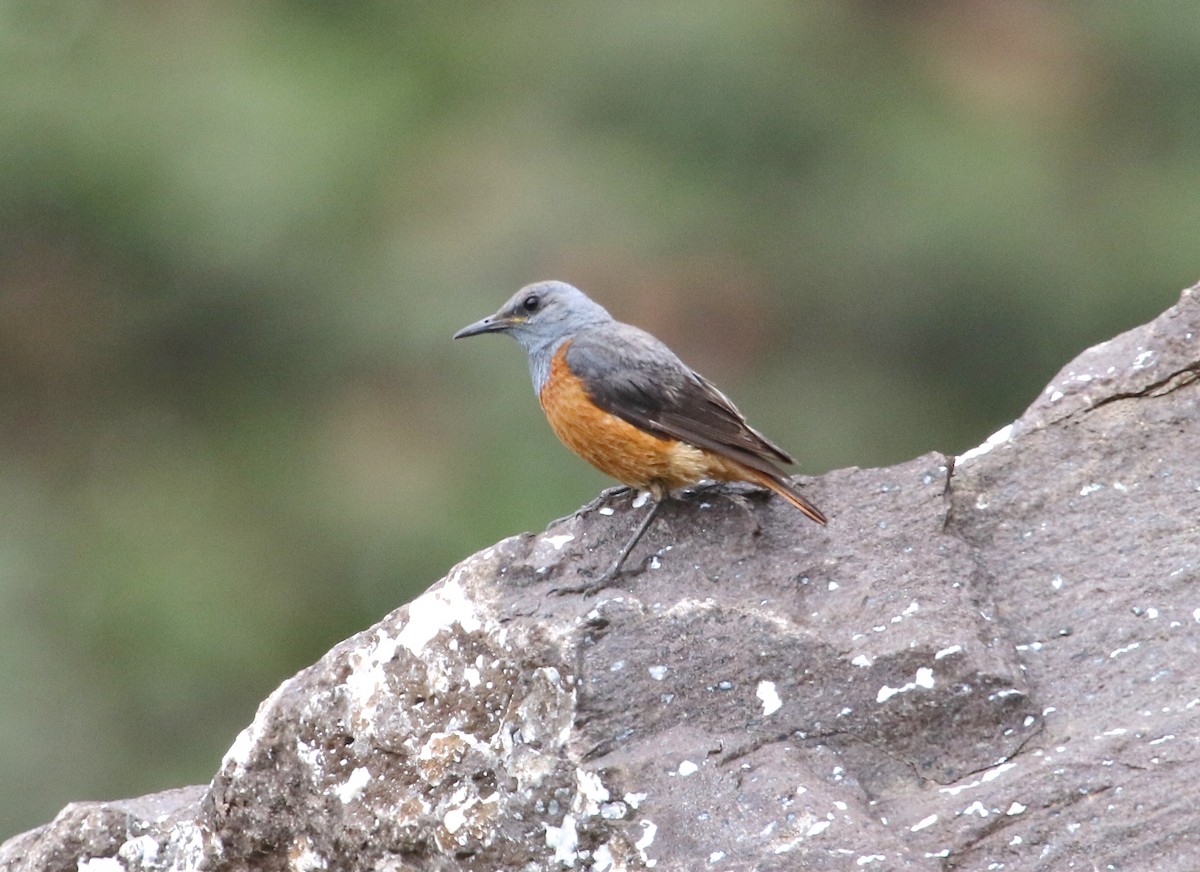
[453,280,826,593]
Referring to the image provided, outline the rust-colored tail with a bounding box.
[744,468,828,526]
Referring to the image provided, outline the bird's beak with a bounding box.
[453,311,522,339]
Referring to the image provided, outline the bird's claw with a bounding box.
[579,486,634,515]
[549,486,634,527]
[550,577,609,597]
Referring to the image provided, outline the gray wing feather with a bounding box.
[565,324,795,474]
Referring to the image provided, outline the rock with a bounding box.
[0,787,207,872]
[3,284,1198,872]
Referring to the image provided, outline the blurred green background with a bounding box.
[1,0,1195,838]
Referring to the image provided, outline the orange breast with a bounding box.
[539,342,731,496]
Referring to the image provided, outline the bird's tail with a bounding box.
[744,469,828,526]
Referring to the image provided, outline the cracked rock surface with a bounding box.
[3,284,1198,872]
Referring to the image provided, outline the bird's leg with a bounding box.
[605,497,663,579]
[552,497,663,597]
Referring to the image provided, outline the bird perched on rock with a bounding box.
[454,280,826,593]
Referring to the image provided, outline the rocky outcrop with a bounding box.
[3,285,1198,872]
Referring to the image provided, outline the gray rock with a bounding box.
[3,284,1198,872]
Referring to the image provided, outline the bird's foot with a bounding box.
[550,551,648,597]
[683,480,727,500]
[550,574,614,597]
[550,486,635,527]
[581,485,636,514]
[552,492,660,596]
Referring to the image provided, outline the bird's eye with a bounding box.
[522,294,540,312]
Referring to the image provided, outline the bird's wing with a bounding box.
[565,325,796,475]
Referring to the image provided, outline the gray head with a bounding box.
[453,281,613,356]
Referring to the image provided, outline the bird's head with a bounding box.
[453,281,612,354]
